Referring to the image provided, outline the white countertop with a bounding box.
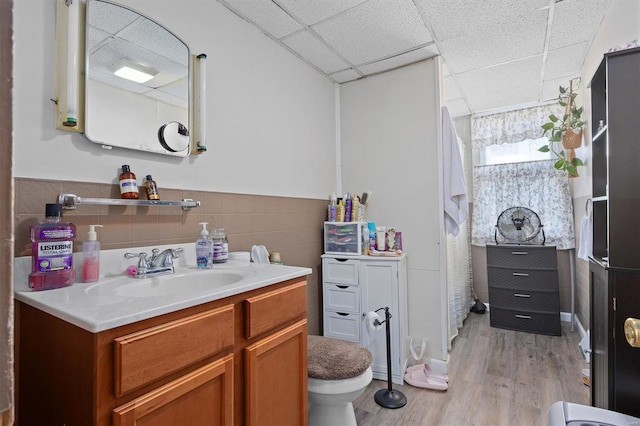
[14,243,312,333]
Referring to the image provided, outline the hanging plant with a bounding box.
[538,81,585,177]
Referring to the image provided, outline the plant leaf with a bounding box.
[572,157,584,166]
[566,164,578,175]
[538,145,551,152]
[549,114,559,122]
[541,122,555,130]
[554,159,565,169]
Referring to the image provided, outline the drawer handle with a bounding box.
[511,251,529,255]
[515,314,532,320]
[335,258,349,262]
[336,285,349,289]
[514,293,531,298]
[512,272,529,277]
[336,312,349,316]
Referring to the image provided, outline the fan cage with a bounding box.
[494,207,546,245]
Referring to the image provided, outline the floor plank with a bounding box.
[353,312,589,425]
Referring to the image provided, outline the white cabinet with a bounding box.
[322,254,408,385]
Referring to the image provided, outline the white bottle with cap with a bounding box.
[196,222,213,269]
[82,224,103,283]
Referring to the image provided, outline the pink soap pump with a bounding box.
[82,224,103,283]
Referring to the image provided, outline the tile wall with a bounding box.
[14,178,327,335]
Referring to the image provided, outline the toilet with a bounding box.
[307,335,373,426]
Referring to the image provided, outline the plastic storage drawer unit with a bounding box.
[324,222,366,255]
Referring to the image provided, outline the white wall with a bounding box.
[340,60,447,361]
[13,0,337,199]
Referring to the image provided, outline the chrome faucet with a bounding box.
[124,248,183,278]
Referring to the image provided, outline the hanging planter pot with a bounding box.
[562,126,583,149]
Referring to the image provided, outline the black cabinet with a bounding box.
[590,260,640,416]
[486,244,560,335]
[589,47,640,417]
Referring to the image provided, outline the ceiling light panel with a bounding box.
[276,0,368,26]
[282,30,351,74]
[222,0,302,39]
[312,0,433,66]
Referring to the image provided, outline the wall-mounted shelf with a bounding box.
[58,193,200,211]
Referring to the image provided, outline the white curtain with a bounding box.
[444,128,472,347]
[472,160,575,249]
[447,218,472,348]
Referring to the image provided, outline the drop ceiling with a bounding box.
[218,0,611,117]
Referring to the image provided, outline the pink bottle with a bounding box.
[29,203,76,291]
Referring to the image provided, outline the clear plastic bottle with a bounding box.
[196,222,213,269]
[119,164,139,199]
[143,175,160,200]
[29,203,76,291]
[212,227,228,263]
[82,224,103,283]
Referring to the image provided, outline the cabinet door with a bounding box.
[112,355,234,426]
[613,271,640,416]
[360,261,400,382]
[245,320,308,426]
[590,261,612,409]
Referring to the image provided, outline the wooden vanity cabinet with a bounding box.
[16,278,308,426]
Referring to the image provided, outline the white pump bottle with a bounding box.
[82,224,103,283]
[196,222,213,269]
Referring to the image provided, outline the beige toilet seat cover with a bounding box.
[307,335,372,380]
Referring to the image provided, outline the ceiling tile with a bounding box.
[276,0,368,26]
[544,42,588,81]
[442,62,451,77]
[414,0,549,42]
[467,84,540,113]
[437,10,548,74]
[330,68,361,83]
[455,56,542,100]
[357,46,439,75]
[548,0,610,51]
[541,77,574,102]
[221,0,302,39]
[312,0,433,66]
[282,30,350,74]
[445,98,470,118]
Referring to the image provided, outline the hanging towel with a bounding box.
[577,215,593,260]
[442,106,468,236]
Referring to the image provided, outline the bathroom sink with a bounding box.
[115,270,245,298]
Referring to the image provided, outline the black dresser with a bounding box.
[486,244,561,335]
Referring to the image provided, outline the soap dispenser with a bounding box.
[196,222,213,269]
[82,224,103,283]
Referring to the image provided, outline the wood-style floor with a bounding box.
[353,312,590,426]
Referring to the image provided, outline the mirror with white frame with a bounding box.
[85,0,191,157]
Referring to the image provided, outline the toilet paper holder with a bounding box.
[366,306,407,409]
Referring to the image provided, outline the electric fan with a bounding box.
[494,206,545,245]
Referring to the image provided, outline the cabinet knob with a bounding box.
[624,318,640,348]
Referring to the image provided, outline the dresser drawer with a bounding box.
[244,280,307,339]
[486,245,557,269]
[487,267,559,292]
[114,305,234,397]
[323,258,359,286]
[324,283,360,313]
[323,311,360,342]
[488,286,559,312]
[489,306,561,335]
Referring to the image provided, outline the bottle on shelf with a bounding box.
[143,175,160,200]
[82,224,103,283]
[29,203,76,290]
[119,165,139,199]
